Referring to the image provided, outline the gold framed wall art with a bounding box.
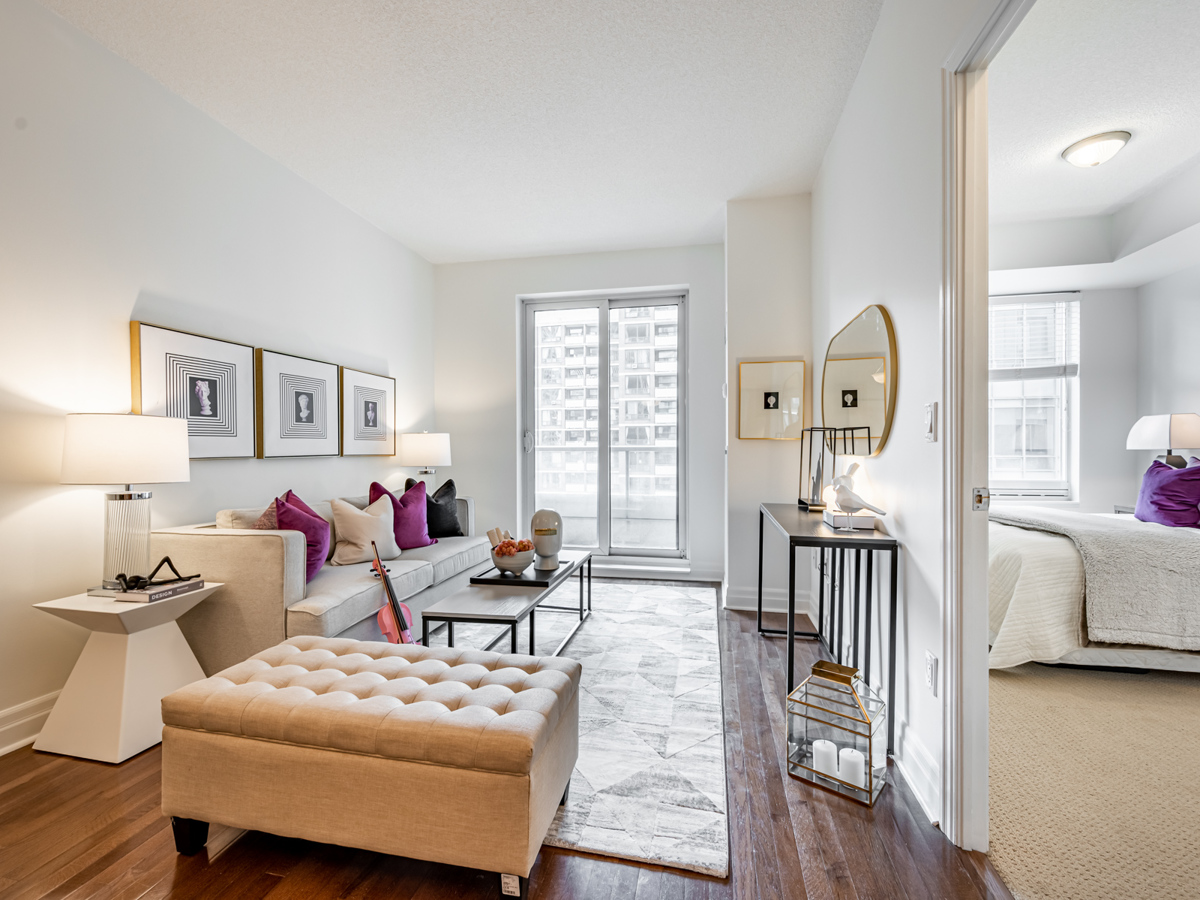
[738,359,806,440]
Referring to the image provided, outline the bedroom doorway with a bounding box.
[971,0,1200,896]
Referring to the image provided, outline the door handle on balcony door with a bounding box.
[523,431,534,454]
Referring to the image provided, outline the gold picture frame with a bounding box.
[130,321,257,459]
[737,359,807,440]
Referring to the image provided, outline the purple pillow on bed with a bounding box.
[1134,461,1200,527]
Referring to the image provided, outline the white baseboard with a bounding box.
[892,723,941,825]
[0,691,59,758]
[590,558,723,583]
[724,586,816,619]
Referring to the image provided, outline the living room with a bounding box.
[3,0,1140,897]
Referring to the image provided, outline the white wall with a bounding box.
[1077,289,1140,512]
[0,0,434,750]
[724,196,814,612]
[1138,262,1200,448]
[433,245,726,581]
[810,0,991,821]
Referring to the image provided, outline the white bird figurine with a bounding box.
[831,463,887,517]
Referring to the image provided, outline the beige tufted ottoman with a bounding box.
[160,636,579,898]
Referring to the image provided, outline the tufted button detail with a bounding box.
[162,636,581,774]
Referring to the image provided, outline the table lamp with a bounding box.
[398,432,452,478]
[1126,413,1200,468]
[61,414,190,588]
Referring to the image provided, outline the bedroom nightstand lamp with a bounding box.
[61,413,190,588]
[1126,414,1200,469]
[787,660,887,807]
[398,431,452,477]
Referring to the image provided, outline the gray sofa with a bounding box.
[152,495,491,675]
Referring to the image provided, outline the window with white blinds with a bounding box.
[988,294,1080,497]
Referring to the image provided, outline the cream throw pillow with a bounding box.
[330,496,400,565]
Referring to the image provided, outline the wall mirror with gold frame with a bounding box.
[821,305,898,456]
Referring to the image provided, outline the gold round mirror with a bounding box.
[821,305,898,456]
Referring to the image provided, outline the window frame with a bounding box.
[987,292,1080,500]
[520,288,688,560]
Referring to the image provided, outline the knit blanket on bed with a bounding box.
[988,507,1200,651]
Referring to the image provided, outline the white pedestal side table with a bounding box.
[33,584,221,763]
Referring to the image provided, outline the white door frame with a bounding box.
[940,0,1038,851]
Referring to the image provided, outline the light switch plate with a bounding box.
[925,651,938,696]
[923,402,938,442]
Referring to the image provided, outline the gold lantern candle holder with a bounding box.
[787,660,887,806]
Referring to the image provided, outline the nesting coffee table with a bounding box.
[421,550,592,657]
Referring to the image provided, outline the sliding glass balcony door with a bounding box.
[523,293,686,559]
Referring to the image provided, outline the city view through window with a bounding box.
[531,302,681,553]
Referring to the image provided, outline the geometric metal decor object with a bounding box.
[786,659,888,807]
[255,349,341,458]
[341,367,396,456]
[131,322,256,459]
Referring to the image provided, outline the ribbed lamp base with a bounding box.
[103,492,153,589]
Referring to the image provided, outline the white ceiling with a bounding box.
[988,0,1200,224]
[41,0,882,263]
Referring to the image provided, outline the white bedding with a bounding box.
[988,516,1200,671]
[988,520,1085,668]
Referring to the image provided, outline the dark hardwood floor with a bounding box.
[0,606,1012,900]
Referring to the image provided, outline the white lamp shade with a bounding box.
[61,414,191,485]
[397,432,452,467]
[1126,414,1200,451]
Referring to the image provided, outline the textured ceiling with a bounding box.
[989,0,1200,224]
[41,0,883,263]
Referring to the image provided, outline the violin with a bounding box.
[371,541,416,644]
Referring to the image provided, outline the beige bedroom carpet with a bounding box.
[989,663,1200,900]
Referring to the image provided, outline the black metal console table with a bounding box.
[756,503,900,753]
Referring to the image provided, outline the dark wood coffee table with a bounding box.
[420,549,592,657]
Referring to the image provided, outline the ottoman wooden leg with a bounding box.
[500,873,528,898]
[171,817,209,855]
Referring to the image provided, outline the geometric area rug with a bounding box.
[433,579,729,877]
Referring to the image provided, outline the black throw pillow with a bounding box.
[405,478,463,538]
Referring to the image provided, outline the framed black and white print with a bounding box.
[255,349,340,458]
[340,367,396,456]
[738,359,806,440]
[131,322,256,459]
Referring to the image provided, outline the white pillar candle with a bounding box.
[812,740,838,779]
[839,747,866,788]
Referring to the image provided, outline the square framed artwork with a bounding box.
[255,349,341,458]
[131,321,256,459]
[738,359,806,440]
[340,367,396,456]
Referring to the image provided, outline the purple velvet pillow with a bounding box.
[369,481,436,550]
[1134,461,1200,528]
[275,494,330,581]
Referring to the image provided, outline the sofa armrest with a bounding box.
[151,526,307,676]
[455,496,476,537]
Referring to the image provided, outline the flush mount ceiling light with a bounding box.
[1061,131,1131,168]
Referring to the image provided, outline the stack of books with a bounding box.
[88,578,205,603]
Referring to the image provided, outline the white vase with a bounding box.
[531,509,563,570]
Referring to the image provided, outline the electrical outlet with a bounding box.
[925,651,938,696]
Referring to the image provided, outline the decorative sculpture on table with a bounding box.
[531,509,563,570]
[823,463,886,531]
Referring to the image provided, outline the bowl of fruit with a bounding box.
[492,539,535,575]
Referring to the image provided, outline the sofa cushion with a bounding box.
[161,636,581,775]
[329,496,400,565]
[219,498,338,561]
[286,559,433,638]
[397,535,490,585]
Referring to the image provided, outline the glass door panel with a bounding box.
[609,304,679,551]
[533,307,600,548]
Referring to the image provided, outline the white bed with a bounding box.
[988,513,1200,672]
